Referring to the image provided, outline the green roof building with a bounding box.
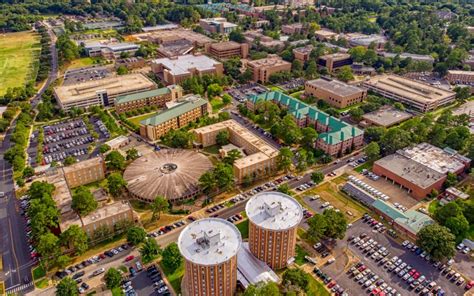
[115,85,183,114]
[248,91,364,155]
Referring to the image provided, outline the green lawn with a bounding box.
[304,270,331,296]
[294,244,309,266]
[290,90,304,99]
[0,31,41,95]
[128,112,157,126]
[236,219,249,239]
[210,97,224,113]
[203,145,221,154]
[468,225,474,241]
[34,278,49,289]
[66,57,102,70]
[354,161,373,173]
[160,262,184,295]
[112,287,124,296]
[32,265,46,280]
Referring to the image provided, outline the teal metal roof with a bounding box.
[395,210,434,234]
[372,199,406,221]
[115,87,170,105]
[140,95,207,126]
[249,91,363,145]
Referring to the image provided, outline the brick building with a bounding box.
[305,78,367,108]
[114,85,183,114]
[199,17,238,35]
[281,23,305,35]
[63,157,106,188]
[446,70,474,85]
[246,55,292,83]
[318,53,352,72]
[293,45,313,63]
[205,41,249,59]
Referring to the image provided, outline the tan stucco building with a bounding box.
[114,85,183,114]
[205,41,249,59]
[246,55,291,83]
[63,157,106,188]
[305,78,367,108]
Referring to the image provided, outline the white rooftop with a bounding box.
[237,242,279,288]
[153,54,220,76]
[178,218,241,266]
[245,192,303,231]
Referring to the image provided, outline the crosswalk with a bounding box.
[5,282,34,294]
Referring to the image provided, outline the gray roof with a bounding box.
[115,87,170,105]
[152,54,221,76]
[306,78,365,97]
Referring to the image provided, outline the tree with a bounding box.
[72,187,98,216]
[223,149,242,165]
[222,93,232,105]
[162,130,193,148]
[105,268,122,290]
[336,66,354,82]
[127,226,147,246]
[417,224,455,261]
[63,156,76,166]
[140,238,162,263]
[300,127,317,149]
[365,142,380,161]
[310,171,324,185]
[393,102,405,111]
[22,166,35,178]
[216,130,230,146]
[348,46,367,63]
[444,215,469,239]
[199,171,218,194]
[99,144,111,154]
[305,60,318,79]
[28,181,55,200]
[126,148,139,161]
[277,184,292,195]
[56,277,78,296]
[323,209,347,239]
[243,282,281,296]
[56,255,72,269]
[435,202,464,224]
[277,147,294,172]
[207,83,223,98]
[349,107,364,121]
[105,151,126,171]
[444,172,458,188]
[282,268,308,289]
[151,196,169,221]
[37,232,60,269]
[161,243,183,271]
[60,225,88,255]
[213,163,234,191]
[229,30,245,43]
[307,214,327,243]
[116,65,129,75]
[454,86,471,102]
[107,173,127,197]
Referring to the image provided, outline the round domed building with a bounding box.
[178,218,242,296]
[123,149,213,203]
[245,191,303,269]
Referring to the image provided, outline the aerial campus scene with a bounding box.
[0,1,474,296]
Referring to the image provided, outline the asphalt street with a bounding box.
[1,21,58,294]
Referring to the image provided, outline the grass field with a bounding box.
[66,57,102,70]
[294,244,309,266]
[160,262,184,295]
[0,31,41,95]
[306,271,331,296]
[236,219,249,239]
[128,112,157,126]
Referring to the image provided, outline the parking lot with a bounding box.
[40,117,109,165]
[63,66,112,86]
[132,264,170,296]
[226,83,268,103]
[276,77,305,91]
[317,219,467,296]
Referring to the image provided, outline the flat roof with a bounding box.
[81,201,132,226]
[237,242,279,288]
[363,75,455,105]
[54,74,156,104]
[315,29,337,36]
[178,218,242,265]
[105,135,129,148]
[319,52,351,60]
[153,54,221,76]
[374,154,445,189]
[362,106,412,127]
[247,56,291,68]
[293,45,313,55]
[62,156,103,174]
[447,70,474,76]
[142,24,179,32]
[140,94,207,126]
[210,41,242,51]
[157,39,194,57]
[306,78,365,97]
[115,87,171,105]
[246,192,303,231]
[46,173,73,214]
[381,52,434,63]
[132,28,214,46]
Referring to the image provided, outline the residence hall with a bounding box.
[373,143,471,200]
[245,55,291,83]
[305,77,367,109]
[114,85,183,114]
[247,91,364,156]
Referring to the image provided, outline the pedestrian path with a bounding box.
[6,282,34,294]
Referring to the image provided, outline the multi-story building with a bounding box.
[134,28,215,48]
[199,17,238,35]
[54,74,157,111]
[293,45,313,63]
[314,29,338,41]
[362,75,456,112]
[281,23,305,35]
[205,41,249,59]
[243,31,285,50]
[446,70,474,85]
[139,94,208,141]
[193,120,278,183]
[305,77,367,108]
[380,52,434,64]
[373,143,471,200]
[246,55,292,83]
[82,41,139,60]
[151,54,224,85]
[318,53,352,72]
[346,33,387,51]
[156,39,194,58]
[246,192,303,269]
[247,91,364,156]
[114,85,183,114]
[115,57,147,70]
[178,218,241,296]
[81,201,135,238]
[63,157,106,188]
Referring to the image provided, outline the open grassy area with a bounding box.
[128,112,157,126]
[210,97,225,113]
[140,212,185,233]
[160,262,184,295]
[203,145,220,154]
[66,57,103,70]
[294,244,309,266]
[236,219,249,239]
[0,31,41,95]
[34,278,49,289]
[290,90,304,99]
[112,287,124,296]
[307,272,331,296]
[354,161,373,173]
[32,265,46,280]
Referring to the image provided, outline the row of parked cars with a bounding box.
[313,267,347,296]
[348,261,401,296]
[362,214,387,233]
[147,264,170,296]
[95,119,110,138]
[148,220,186,238]
[226,214,243,224]
[43,119,86,135]
[296,180,316,191]
[19,195,37,263]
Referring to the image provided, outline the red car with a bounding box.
[125,255,134,262]
[466,280,474,290]
[409,269,416,276]
[371,288,381,296]
[413,272,420,280]
[327,281,336,288]
[358,265,367,272]
[99,254,106,260]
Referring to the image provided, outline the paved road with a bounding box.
[0,21,58,294]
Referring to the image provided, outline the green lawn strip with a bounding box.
[160,262,184,295]
[111,287,124,296]
[305,270,331,296]
[32,265,46,280]
[203,145,220,154]
[236,219,249,239]
[290,90,304,99]
[128,112,158,126]
[34,278,49,289]
[354,161,373,173]
[294,244,309,266]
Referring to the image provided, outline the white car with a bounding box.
[462,247,471,254]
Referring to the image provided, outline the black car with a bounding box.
[55,271,68,279]
[81,282,89,290]
[72,271,85,280]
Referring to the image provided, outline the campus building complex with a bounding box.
[83,41,139,59]
[139,94,208,141]
[114,85,183,114]
[281,23,305,35]
[293,45,313,63]
[246,192,303,269]
[305,78,367,108]
[193,119,279,183]
[362,75,456,112]
[318,53,352,72]
[205,41,249,59]
[156,39,194,58]
[446,70,474,85]
[246,55,292,83]
[133,28,215,48]
[54,74,157,111]
[373,143,471,200]
[178,218,242,296]
[151,54,224,85]
[63,157,106,188]
[247,91,364,156]
[199,17,238,34]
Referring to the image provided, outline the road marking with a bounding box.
[5,282,33,293]
[7,219,20,284]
